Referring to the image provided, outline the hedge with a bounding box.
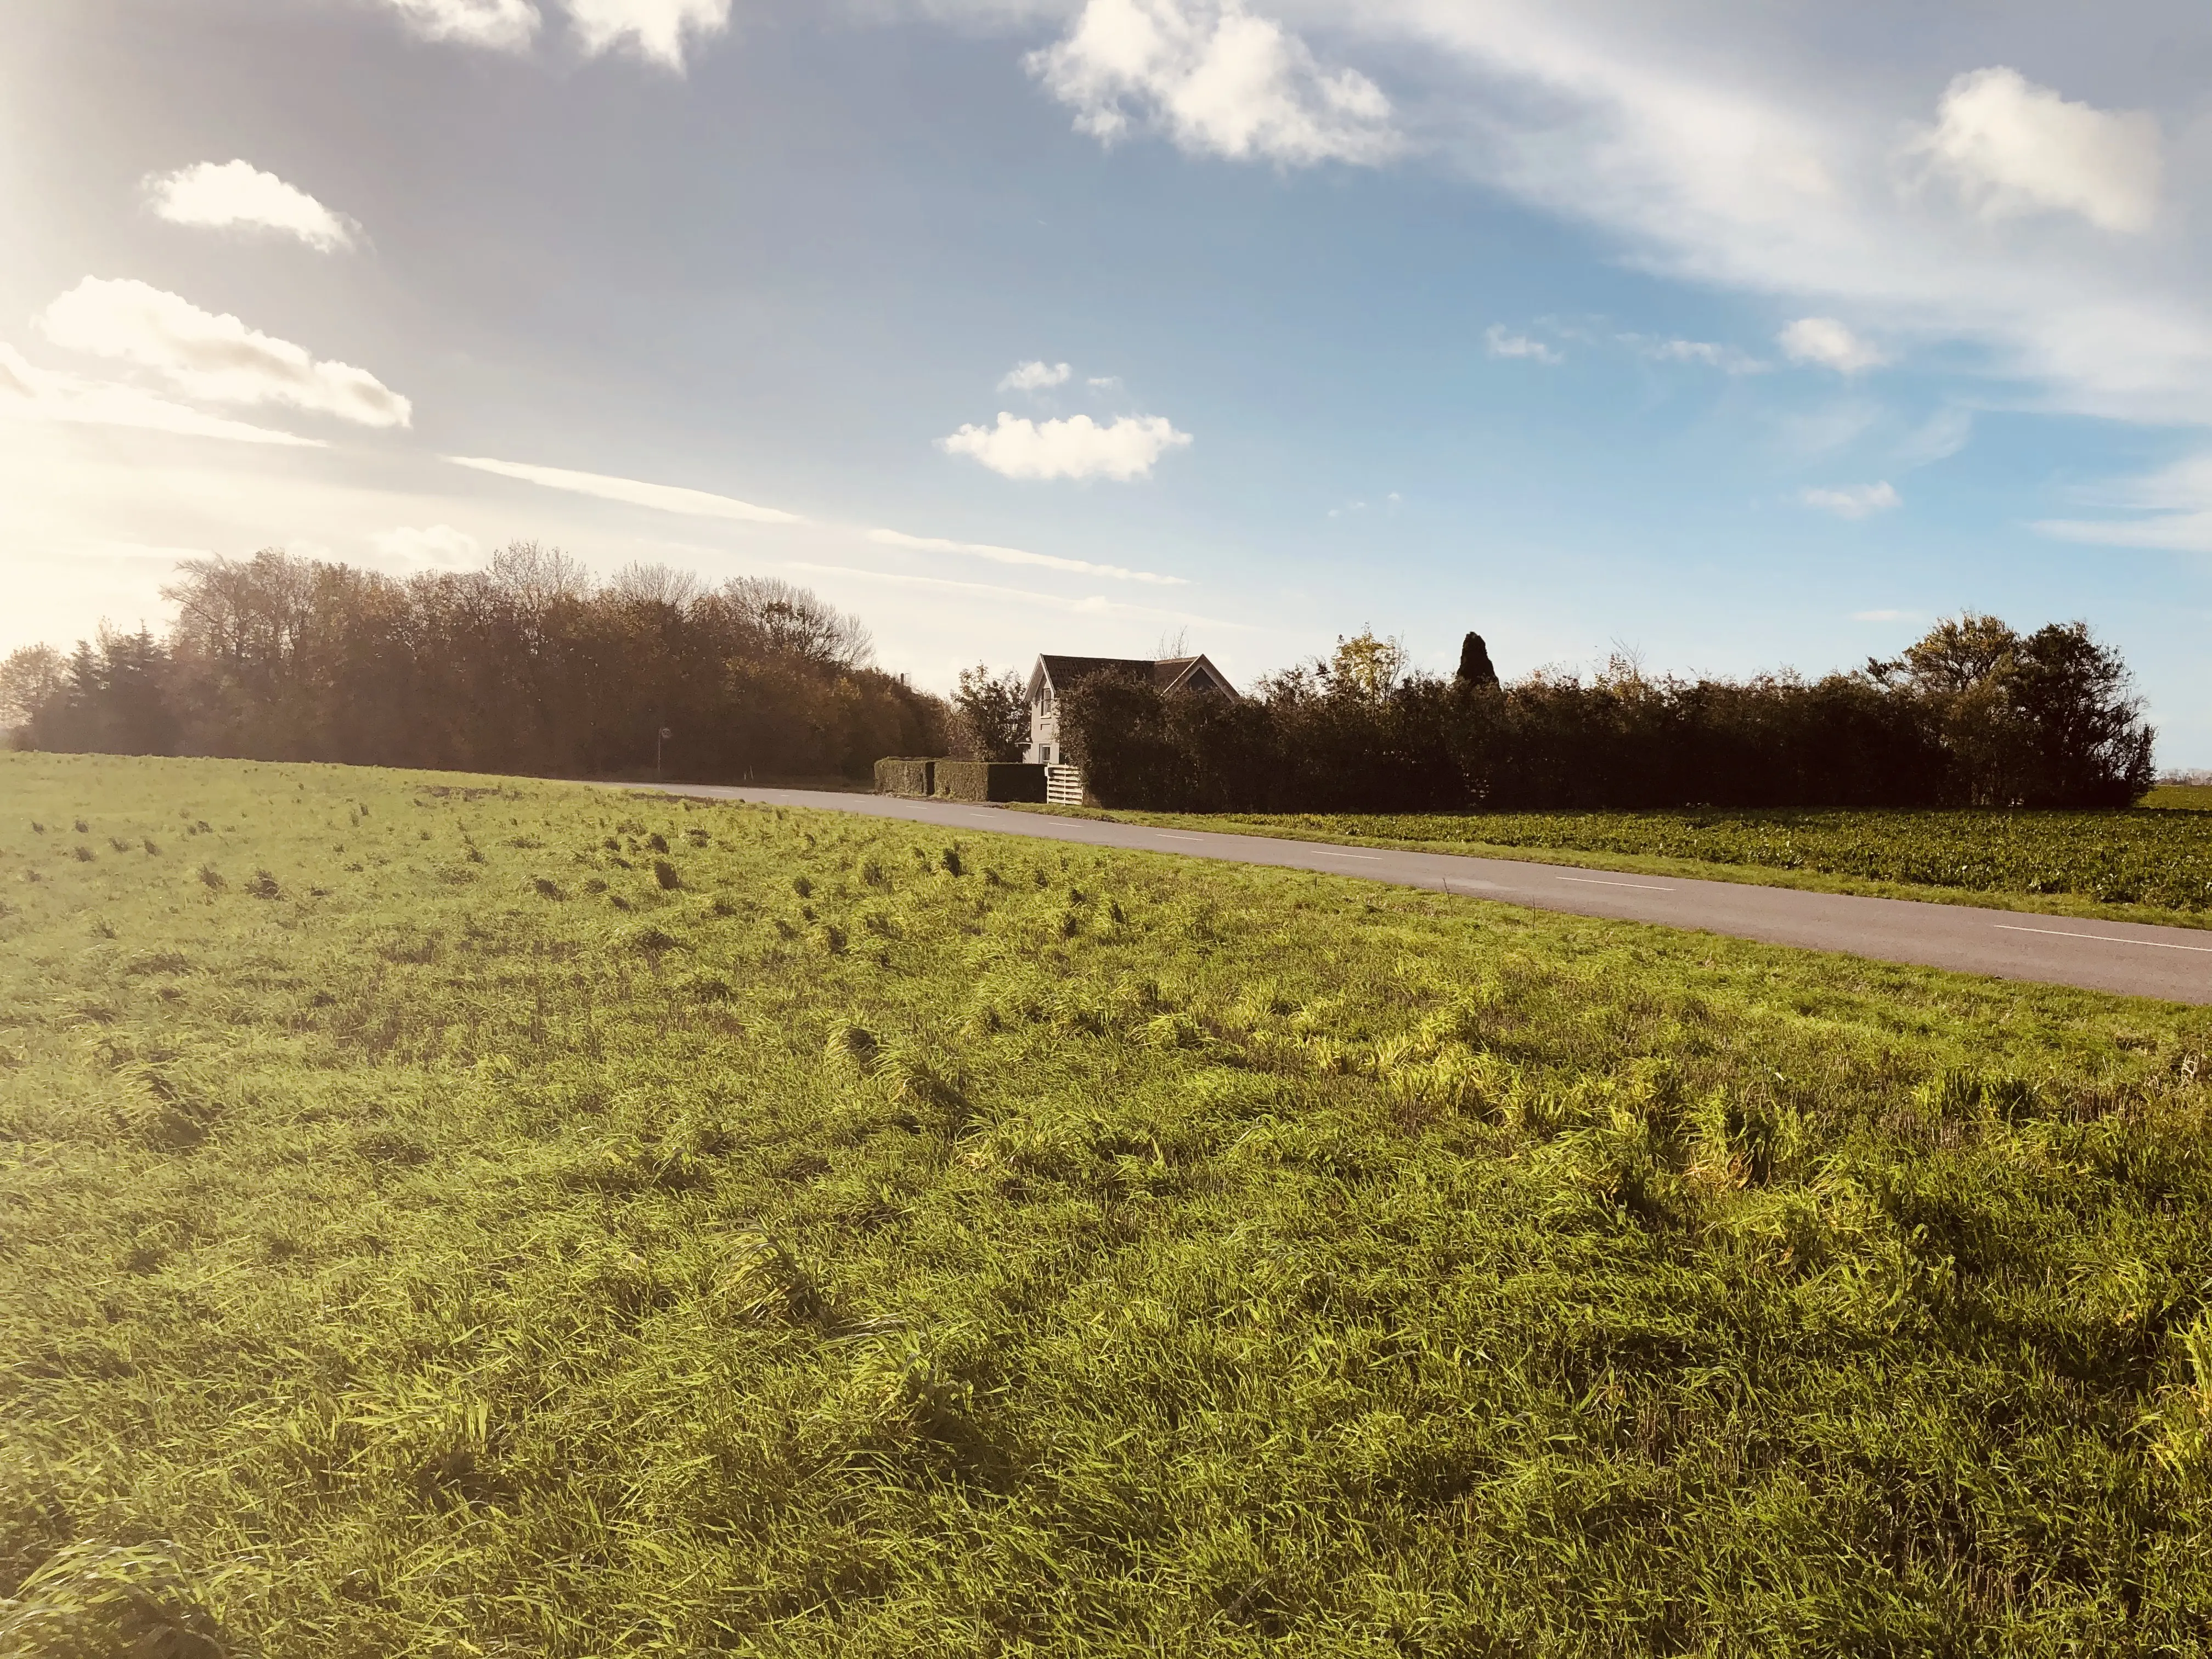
[874,758,1047,802]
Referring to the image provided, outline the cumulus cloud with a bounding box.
[563,0,732,69]
[867,526,1184,584]
[940,411,1192,481]
[447,455,806,522]
[1485,324,1561,364]
[1799,482,1900,519]
[370,524,481,566]
[1030,0,1397,166]
[37,278,410,428]
[145,161,357,251]
[381,0,539,49]
[1001,359,1073,392]
[0,342,324,447]
[1779,317,1887,375]
[1908,67,2160,234]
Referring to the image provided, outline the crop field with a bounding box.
[7,753,2212,1657]
[1060,806,2212,919]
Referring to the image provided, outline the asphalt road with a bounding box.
[624,784,2212,1006]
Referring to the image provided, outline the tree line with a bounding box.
[1049,615,2157,812]
[1,546,946,781]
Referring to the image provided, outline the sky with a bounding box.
[2,0,2208,761]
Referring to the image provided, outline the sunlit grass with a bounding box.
[4,752,2212,1656]
[1018,802,2212,927]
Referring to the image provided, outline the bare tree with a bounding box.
[610,562,702,610]
[718,577,874,668]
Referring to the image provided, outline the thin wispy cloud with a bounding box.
[1485,325,1561,364]
[1623,335,1766,374]
[145,161,357,251]
[446,456,806,522]
[788,562,1246,630]
[941,411,1192,481]
[866,527,1185,585]
[2034,451,2212,552]
[1800,482,1901,520]
[445,455,1190,580]
[370,524,481,567]
[38,278,410,427]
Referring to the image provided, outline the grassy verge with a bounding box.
[6,753,2212,1656]
[1009,803,2212,931]
[2145,783,2212,812]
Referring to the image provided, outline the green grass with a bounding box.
[2144,783,2212,812]
[1015,804,2212,928]
[6,752,2212,1657]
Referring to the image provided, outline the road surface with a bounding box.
[622,784,2212,1005]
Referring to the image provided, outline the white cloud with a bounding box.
[1030,0,1397,167]
[37,278,410,428]
[1624,335,1765,374]
[1908,67,2160,235]
[0,342,323,447]
[867,527,1185,584]
[2033,451,2212,552]
[1897,406,1974,469]
[381,0,539,49]
[939,411,1192,480]
[145,161,357,252]
[446,455,806,522]
[564,0,732,69]
[1778,317,1886,375]
[1485,324,1561,363]
[370,524,481,567]
[788,562,1248,631]
[1799,482,1900,519]
[1087,375,1123,390]
[1001,359,1073,391]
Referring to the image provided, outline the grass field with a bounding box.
[6,753,2212,1656]
[1020,805,2212,925]
[2144,783,2212,812]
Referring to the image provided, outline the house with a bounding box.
[1023,653,1238,765]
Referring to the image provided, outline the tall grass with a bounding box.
[3,753,2211,1656]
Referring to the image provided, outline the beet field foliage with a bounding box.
[5,755,2212,1657]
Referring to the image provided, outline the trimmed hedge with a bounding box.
[933,760,1047,803]
[874,758,1047,802]
[874,757,935,797]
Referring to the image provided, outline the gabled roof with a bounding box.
[1030,653,1239,699]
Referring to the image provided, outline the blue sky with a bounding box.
[3,0,2208,761]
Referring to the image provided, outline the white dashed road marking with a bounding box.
[1994,924,2212,955]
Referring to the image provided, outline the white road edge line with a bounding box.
[1310,850,1384,860]
[1559,876,1674,892]
[1993,923,2212,955]
[1158,834,1210,841]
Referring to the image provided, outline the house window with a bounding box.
[1040,745,1052,765]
